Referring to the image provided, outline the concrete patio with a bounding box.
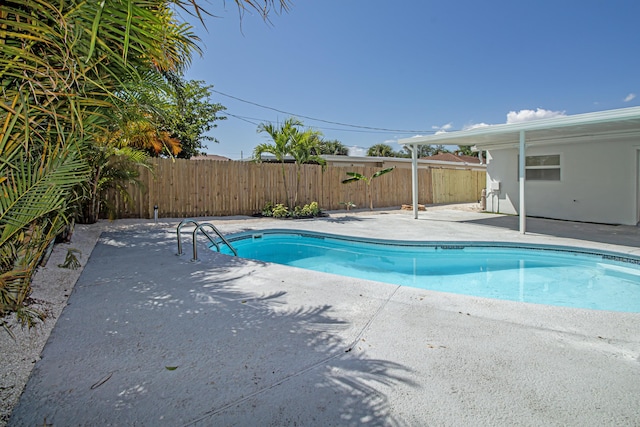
[9,207,640,426]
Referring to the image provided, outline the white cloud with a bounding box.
[462,122,491,131]
[431,122,453,134]
[624,93,636,102]
[383,139,397,144]
[348,146,366,156]
[506,108,566,124]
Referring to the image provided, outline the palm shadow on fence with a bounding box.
[11,227,416,426]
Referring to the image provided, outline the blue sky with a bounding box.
[183,0,640,159]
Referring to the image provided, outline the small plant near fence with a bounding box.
[339,201,356,211]
[260,201,323,219]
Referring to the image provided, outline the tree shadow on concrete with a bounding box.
[10,227,416,426]
[324,216,370,224]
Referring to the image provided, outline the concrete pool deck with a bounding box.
[9,206,640,426]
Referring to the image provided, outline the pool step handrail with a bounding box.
[192,223,238,260]
[176,219,238,260]
[176,219,221,256]
[176,219,199,256]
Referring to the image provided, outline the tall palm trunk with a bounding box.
[295,165,301,209]
[281,161,293,209]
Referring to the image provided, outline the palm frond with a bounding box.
[372,167,395,178]
[0,150,89,246]
[341,177,361,184]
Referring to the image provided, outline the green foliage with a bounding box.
[339,201,356,211]
[254,117,325,208]
[457,145,474,156]
[434,144,451,154]
[399,144,438,158]
[76,145,151,224]
[167,80,227,159]
[397,144,453,159]
[299,201,320,216]
[456,145,482,158]
[367,144,396,157]
[314,139,349,155]
[260,201,322,218]
[58,249,82,270]
[1,148,89,246]
[271,203,290,218]
[0,0,201,328]
[342,168,395,210]
[261,202,275,217]
[109,73,184,157]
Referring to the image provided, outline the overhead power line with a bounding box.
[211,89,435,134]
[224,112,422,134]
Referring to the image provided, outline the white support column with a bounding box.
[411,144,419,219]
[519,130,526,234]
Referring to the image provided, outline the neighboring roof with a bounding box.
[191,154,230,161]
[421,153,481,164]
[398,106,640,150]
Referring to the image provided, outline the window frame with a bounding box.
[517,154,562,181]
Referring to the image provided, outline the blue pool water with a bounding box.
[218,229,640,312]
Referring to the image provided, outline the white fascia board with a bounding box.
[398,106,640,147]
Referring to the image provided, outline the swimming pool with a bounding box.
[217,229,640,312]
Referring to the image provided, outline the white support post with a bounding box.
[411,144,419,219]
[519,130,526,234]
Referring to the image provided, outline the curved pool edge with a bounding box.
[211,228,640,314]
[219,228,640,265]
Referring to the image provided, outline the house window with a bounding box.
[518,154,561,181]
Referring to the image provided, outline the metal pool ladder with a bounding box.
[176,219,238,261]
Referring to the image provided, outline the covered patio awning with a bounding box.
[398,106,640,233]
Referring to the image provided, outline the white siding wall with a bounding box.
[485,136,639,225]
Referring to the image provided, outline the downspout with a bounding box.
[410,144,419,219]
[519,130,526,234]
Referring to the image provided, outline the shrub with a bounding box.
[260,201,323,218]
[261,202,275,217]
[300,202,320,216]
[271,203,290,218]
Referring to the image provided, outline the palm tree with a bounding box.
[289,128,325,207]
[254,118,302,208]
[315,139,349,155]
[400,144,436,158]
[111,71,186,157]
[254,118,326,209]
[78,144,152,224]
[342,168,395,210]
[367,143,396,157]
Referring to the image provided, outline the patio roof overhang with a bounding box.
[398,106,640,232]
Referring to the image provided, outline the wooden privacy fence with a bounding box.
[108,159,485,218]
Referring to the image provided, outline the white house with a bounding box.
[398,106,640,232]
